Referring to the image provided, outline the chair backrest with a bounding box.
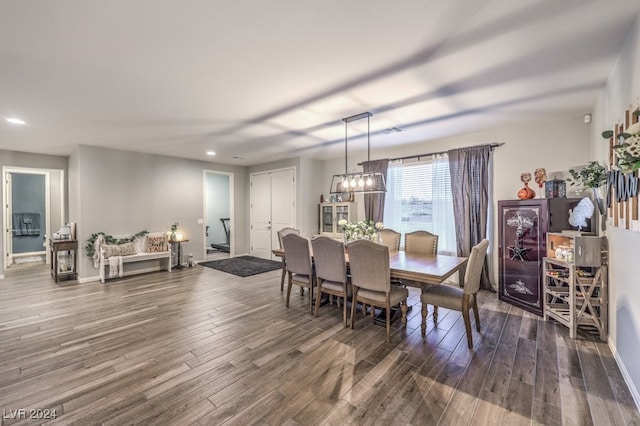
[405,230,439,254]
[463,239,489,295]
[377,228,401,251]
[278,227,300,248]
[282,233,312,275]
[347,239,390,293]
[311,236,347,284]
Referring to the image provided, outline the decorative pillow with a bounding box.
[102,242,136,258]
[146,235,168,253]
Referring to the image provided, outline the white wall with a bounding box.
[591,12,640,407]
[322,114,591,286]
[69,145,247,280]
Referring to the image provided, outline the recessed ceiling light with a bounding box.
[5,117,26,125]
[206,151,216,156]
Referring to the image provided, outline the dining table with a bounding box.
[272,247,468,290]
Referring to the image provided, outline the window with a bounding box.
[383,154,457,255]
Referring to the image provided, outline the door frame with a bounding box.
[202,169,235,258]
[2,166,63,270]
[249,166,296,260]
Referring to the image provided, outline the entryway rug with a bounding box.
[200,255,282,277]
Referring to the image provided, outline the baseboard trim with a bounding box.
[0,274,5,280]
[79,275,100,283]
[608,336,640,411]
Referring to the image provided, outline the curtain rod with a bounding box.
[358,142,504,165]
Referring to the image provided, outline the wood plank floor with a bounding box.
[0,263,638,425]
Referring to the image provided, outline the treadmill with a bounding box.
[210,218,230,252]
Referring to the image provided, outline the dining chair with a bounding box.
[282,233,316,314]
[278,227,301,292]
[348,239,408,342]
[377,228,401,251]
[420,239,489,349]
[311,236,351,326]
[405,230,439,254]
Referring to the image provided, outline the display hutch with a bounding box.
[318,202,357,237]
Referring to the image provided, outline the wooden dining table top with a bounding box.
[271,248,467,288]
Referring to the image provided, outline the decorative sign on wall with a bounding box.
[603,106,640,231]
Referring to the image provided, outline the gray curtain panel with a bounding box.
[362,159,389,223]
[448,145,494,291]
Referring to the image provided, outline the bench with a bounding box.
[95,233,172,283]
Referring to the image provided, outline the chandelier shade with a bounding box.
[329,112,387,194]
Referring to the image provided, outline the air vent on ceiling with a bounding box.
[384,127,403,134]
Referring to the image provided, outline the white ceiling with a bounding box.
[1,0,640,166]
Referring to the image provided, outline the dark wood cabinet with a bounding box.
[498,198,591,316]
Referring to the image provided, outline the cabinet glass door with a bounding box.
[321,206,334,233]
[335,205,350,225]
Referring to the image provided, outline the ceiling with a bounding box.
[2,1,640,166]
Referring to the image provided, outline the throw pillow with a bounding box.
[102,242,136,258]
[146,235,168,253]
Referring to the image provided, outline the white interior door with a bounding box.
[250,168,296,260]
[250,173,273,259]
[270,169,295,251]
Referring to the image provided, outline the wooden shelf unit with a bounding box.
[50,239,78,283]
[543,233,607,340]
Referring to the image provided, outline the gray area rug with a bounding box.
[200,255,282,277]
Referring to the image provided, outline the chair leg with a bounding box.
[472,294,481,332]
[343,295,348,327]
[433,306,439,323]
[309,281,314,315]
[400,302,408,328]
[314,285,322,317]
[280,259,286,291]
[462,308,473,349]
[421,303,428,335]
[286,274,293,308]
[350,288,358,329]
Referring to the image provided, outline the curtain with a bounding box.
[362,159,389,223]
[431,154,456,256]
[383,160,404,229]
[448,144,494,291]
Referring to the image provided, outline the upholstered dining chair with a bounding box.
[311,236,351,326]
[348,239,408,342]
[377,228,401,251]
[405,230,439,254]
[282,233,316,314]
[278,227,301,291]
[420,239,489,349]
[377,228,403,287]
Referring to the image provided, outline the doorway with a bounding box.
[203,170,234,261]
[250,167,296,260]
[3,167,65,271]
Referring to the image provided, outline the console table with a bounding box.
[169,239,189,269]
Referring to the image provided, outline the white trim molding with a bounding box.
[609,337,640,411]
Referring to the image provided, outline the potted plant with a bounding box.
[566,161,607,230]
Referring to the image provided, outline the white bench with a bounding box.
[96,233,172,283]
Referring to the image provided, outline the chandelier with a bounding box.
[329,112,387,194]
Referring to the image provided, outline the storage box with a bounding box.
[545,179,566,198]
